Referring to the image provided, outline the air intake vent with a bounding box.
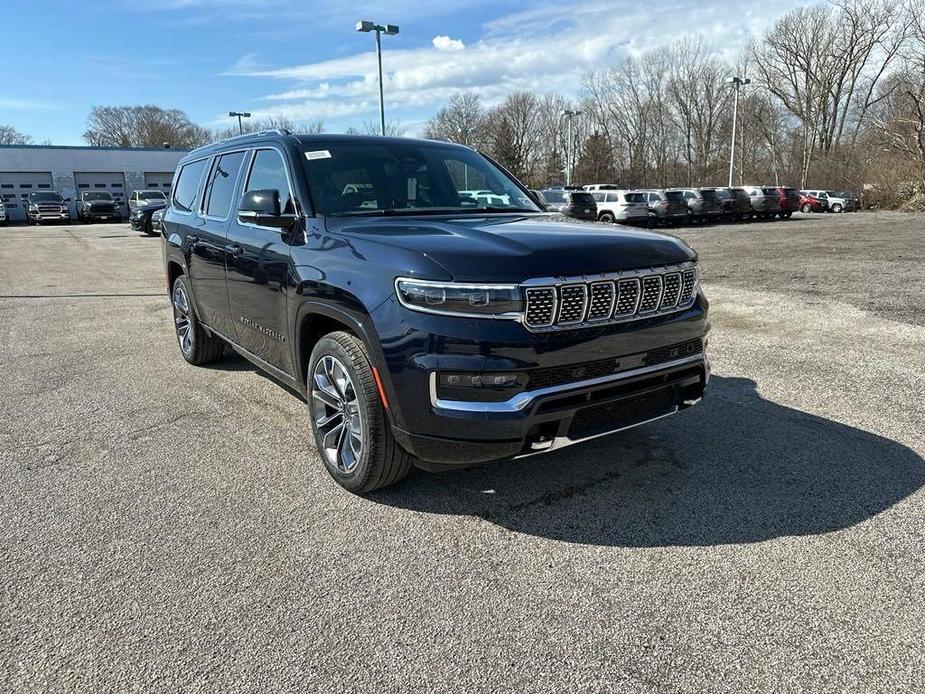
[524,287,556,328]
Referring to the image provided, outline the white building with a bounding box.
[0,144,189,222]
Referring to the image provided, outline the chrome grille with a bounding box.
[614,279,640,316]
[638,276,663,313]
[522,264,697,331]
[524,287,556,327]
[557,284,588,324]
[586,282,615,321]
[661,273,681,308]
[679,269,697,304]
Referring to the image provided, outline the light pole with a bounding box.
[561,109,582,186]
[726,76,750,187]
[228,111,251,135]
[356,20,399,136]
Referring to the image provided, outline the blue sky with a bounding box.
[1,0,802,145]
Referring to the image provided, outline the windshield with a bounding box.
[30,192,63,202]
[140,191,167,200]
[302,141,540,217]
[624,192,646,203]
[714,189,731,200]
[83,192,113,201]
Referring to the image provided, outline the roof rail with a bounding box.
[187,128,293,156]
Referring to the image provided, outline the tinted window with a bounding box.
[762,188,779,195]
[625,192,646,203]
[591,192,604,202]
[650,193,662,201]
[684,191,696,200]
[205,151,246,218]
[700,189,719,200]
[569,192,595,205]
[83,192,113,201]
[173,159,208,213]
[542,190,566,203]
[245,149,294,214]
[666,191,684,202]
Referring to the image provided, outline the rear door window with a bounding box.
[172,159,208,213]
[204,151,247,218]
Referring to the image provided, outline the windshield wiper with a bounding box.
[331,208,468,217]
[468,207,538,214]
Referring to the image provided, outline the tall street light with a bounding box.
[561,109,582,186]
[229,111,251,135]
[356,20,400,136]
[726,76,750,187]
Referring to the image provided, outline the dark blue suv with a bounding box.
[162,130,709,493]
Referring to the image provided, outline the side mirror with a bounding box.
[238,189,295,230]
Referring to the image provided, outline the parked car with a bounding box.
[25,191,70,224]
[637,189,688,226]
[720,187,754,221]
[590,189,648,225]
[667,188,722,223]
[803,189,860,213]
[76,191,121,223]
[741,186,782,219]
[162,131,709,493]
[799,191,829,213]
[128,189,168,212]
[775,187,801,219]
[151,207,166,235]
[130,197,167,236]
[539,188,598,220]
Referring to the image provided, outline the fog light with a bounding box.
[438,372,517,388]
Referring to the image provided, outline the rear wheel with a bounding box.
[830,203,843,213]
[598,211,615,223]
[143,217,158,236]
[647,211,658,228]
[308,331,413,493]
[171,275,224,365]
[779,210,793,219]
[801,203,813,213]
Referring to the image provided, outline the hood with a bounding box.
[324,213,696,283]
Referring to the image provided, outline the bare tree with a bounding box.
[213,115,324,140]
[363,120,406,137]
[0,125,33,145]
[422,93,486,147]
[482,92,545,182]
[84,105,211,148]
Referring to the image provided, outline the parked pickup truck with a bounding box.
[25,192,70,224]
[161,131,710,493]
[76,191,121,222]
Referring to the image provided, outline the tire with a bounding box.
[647,211,658,228]
[142,217,158,236]
[171,275,224,365]
[779,211,792,219]
[308,331,413,493]
[801,203,813,213]
[830,203,843,213]
[598,211,615,223]
[685,209,695,225]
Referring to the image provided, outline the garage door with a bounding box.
[0,172,54,222]
[144,172,174,195]
[73,172,128,216]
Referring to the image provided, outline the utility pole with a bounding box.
[561,109,582,186]
[356,20,400,136]
[228,111,251,135]
[726,76,750,187]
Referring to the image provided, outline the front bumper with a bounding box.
[372,292,710,467]
[31,212,70,221]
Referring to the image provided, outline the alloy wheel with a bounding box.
[311,355,364,474]
[172,283,194,357]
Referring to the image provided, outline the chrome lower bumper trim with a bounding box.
[429,353,706,414]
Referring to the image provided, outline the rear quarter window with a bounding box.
[172,159,208,213]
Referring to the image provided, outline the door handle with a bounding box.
[187,234,199,245]
[224,243,243,257]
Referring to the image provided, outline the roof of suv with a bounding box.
[182,130,473,164]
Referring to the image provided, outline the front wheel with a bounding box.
[830,203,843,213]
[598,211,615,223]
[308,331,414,493]
[142,217,158,236]
[801,203,813,213]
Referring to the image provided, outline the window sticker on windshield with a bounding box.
[305,150,331,160]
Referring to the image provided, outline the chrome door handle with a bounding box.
[224,243,243,257]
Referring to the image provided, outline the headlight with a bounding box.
[395,278,523,318]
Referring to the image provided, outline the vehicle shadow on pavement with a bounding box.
[370,375,925,546]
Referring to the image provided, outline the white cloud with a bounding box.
[432,35,465,51]
[223,0,804,132]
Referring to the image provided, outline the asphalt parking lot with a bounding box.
[2,212,924,693]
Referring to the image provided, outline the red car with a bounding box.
[799,191,829,213]
[776,187,801,218]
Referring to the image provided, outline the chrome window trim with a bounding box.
[429,353,705,413]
